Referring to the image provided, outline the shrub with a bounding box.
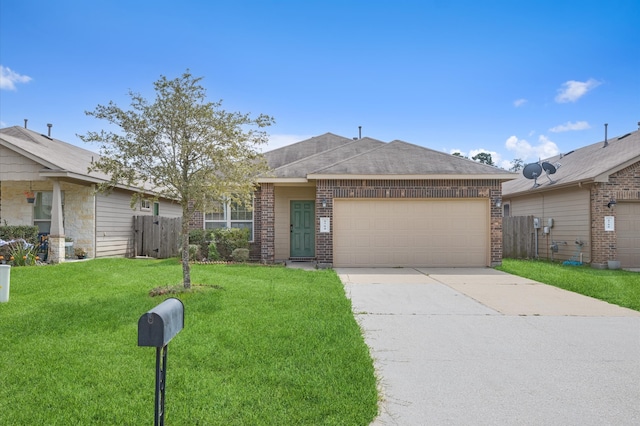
[0,225,39,245]
[212,228,250,260]
[180,244,201,261]
[208,240,221,261]
[231,248,250,262]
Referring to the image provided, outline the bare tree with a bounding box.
[80,70,273,288]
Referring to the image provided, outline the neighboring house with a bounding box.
[191,133,516,268]
[0,125,181,262]
[502,129,640,268]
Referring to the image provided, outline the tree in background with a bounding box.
[80,70,273,288]
[509,158,524,172]
[472,152,494,166]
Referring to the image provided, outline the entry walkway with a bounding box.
[337,268,640,426]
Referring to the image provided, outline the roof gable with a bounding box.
[503,130,640,196]
[264,133,353,169]
[0,126,109,181]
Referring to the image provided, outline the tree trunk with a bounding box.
[181,209,192,289]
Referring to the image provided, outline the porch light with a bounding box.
[322,198,327,208]
[495,198,502,208]
[607,197,616,209]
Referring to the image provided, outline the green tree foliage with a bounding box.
[509,158,524,172]
[80,70,273,288]
[472,152,494,166]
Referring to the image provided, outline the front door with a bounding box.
[290,201,315,258]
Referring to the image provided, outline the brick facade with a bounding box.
[204,178,506,267]
[590,161,640,266]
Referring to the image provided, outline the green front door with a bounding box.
[290,201,315,258]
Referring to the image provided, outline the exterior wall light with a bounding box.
[607,197,616,209]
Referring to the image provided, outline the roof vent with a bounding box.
[24,119,28,129]
[603,123,608,147]
[47,123,52,137]
[618,132,632,140]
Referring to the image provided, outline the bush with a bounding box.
[231,248,250,262]
[211,228,250,260]
[0,225,39,245]
[189,229,208,258]
[180,244,201,261]
[208,240,221,261]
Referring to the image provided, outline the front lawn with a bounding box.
[497,259,640,311]
[0,259,378,425]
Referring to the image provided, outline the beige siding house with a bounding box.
[502,128,640,268]
[0,126,181,262]
[191,133,516,268]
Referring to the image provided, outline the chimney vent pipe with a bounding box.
[24,119,28,129]
[358,126,362,139]
[47,123,52,137]
[604,123,608,147]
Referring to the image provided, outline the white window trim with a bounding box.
[204,199,254,242]
[140,199,151,211]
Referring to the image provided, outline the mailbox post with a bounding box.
[138,298,184,426]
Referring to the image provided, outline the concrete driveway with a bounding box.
[337,268,640,426]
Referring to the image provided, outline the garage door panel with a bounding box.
[617,203,640,268]
[334,199,489,267]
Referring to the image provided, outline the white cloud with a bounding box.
[554,78,600,103]
[261,133,312,152]
[549,120,590,132]
[0,65,32,90]
[513,98,527,107]
[504,134,559,162]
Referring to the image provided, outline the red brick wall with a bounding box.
[590,161,640,265]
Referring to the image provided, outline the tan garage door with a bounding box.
[617,203,640,268]
[333,199,489,267]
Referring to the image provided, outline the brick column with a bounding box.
[490,187,503,267]
[316,181,333,268]
[590,184,616,267]
[260,183,275,263]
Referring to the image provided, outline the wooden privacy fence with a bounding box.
[134,216,182,258]
[502,215,535,259]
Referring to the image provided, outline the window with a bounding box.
[503,203,510,217]
[140,199,151,211]
[204,199,254,241]
[33,191,64,233]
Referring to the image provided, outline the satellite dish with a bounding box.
[523,163,542,188]
[541,162,556,174]
[541,161,557,184]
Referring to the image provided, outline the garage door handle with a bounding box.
[290,224,293,233]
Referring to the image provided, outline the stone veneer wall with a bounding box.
[0,180,95,259]
[314,179,504,267]
[589,161,640,266]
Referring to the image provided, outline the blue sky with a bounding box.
[1,0,639,169]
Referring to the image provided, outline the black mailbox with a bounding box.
[138,298,184,348]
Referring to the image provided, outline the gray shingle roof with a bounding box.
[0,126,109,181]
[503,130,640,196]
[263,133,515,179]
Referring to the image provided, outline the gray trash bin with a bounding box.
[0,264,10,303]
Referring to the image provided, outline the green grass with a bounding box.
[0,259,378,425]
[497,259,640,311]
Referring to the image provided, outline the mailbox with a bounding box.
[138,298,184,348]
